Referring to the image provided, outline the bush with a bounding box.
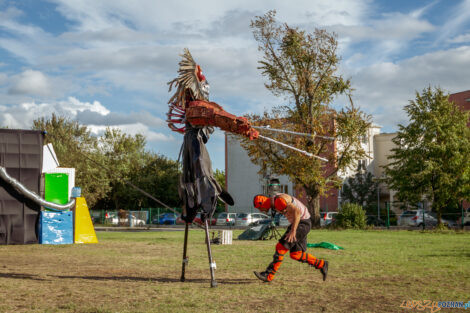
[336,203,367,229]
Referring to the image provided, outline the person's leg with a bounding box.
[254,242,289,282]
[288,220,329,281]
[254,226,293,282]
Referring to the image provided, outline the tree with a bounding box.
[384,87,470,224]
[214,169,226,212]
[96,152,181,211]
[97,128,160,210]
[32,114,110,207]
[241,11,370,226]
[341,166,378,214]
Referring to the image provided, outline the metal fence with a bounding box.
[90,208,183,226]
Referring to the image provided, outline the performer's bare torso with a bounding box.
[275,193,310,224]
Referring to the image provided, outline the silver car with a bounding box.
[398,210,442,227]
[216,212,237,226]
[235,213,270,226]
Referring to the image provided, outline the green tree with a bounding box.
[384,87,470,224]
[214,169,226,212]
[341,167,378,214]
[241,11,370,225]
[32,114,110,207]
[97,128,152,210]
[334,202,367,229]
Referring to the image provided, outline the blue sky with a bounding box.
[1,0,470,170]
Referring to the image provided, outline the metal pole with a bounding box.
[253,126,335,140]
[422,203,425,231]
[180,222,189,282]
[204,219,217,288]
[386,202,390,229]
[377,187,380,221]
[461,201,464,229]
[257,134,328,162]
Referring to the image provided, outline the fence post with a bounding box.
[386,202,390,229]
[422,205,425,230]
[158,208,160,224]
[101,209,104,224]
[461,201,464,229]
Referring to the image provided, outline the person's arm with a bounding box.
[286,203,301,242]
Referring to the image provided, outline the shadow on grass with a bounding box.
[0,272,48,281]
[54,274,253,285]
[0,271,253,285]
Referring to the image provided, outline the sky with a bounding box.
[1,0,470,170]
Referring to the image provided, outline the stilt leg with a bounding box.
[180,222,189,282]
[204,219,217,288]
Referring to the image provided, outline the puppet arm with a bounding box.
[186,100,259,140]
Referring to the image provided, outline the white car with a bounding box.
[275,214,289,227]
[235,213,270,226]
[320,212,338,227]
[216,213,237,226]
[105,214,146,227]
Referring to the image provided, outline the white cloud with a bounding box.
[0,72,7,84]
[349,46,470,131]
[8,70,52,96]
[448,32,470,43]
[88,123,174,142]
[59,96,110,115]
[436,0,470,44]
[0,97,166,138]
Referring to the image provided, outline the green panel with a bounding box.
[45,173,69,205]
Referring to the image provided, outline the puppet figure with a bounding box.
[167,49,258,287]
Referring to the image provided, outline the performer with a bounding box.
[253,193,328,282]
[167,49,258,287]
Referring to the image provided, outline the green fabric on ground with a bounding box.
[307,242,345,250]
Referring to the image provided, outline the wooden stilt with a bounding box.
[180,222,189,282]
[204,219,217,287]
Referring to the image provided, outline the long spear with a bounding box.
[253,126,335,141]
[257,134,329,162]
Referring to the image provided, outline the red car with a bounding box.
[193,213,216,225]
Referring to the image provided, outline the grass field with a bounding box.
[0,229,469,313]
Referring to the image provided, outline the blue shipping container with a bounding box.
[38,211,73,244]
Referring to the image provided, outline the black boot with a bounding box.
[253,271,271,282]
[320,261,328,281]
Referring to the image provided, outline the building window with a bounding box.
[358,159,367,171]
[282,185,289,194]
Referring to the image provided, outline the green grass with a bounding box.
[0,229,469,312]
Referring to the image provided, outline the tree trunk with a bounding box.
[307,194,321,228]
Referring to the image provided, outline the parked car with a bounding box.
[153,213,178,225]
[105,215,146,226]
[320,212,338,227]
[397,210,455,228]
[215,212,237,226]
[235,213,270,226]
[274,214,290,227]
[459,208,470,226]
[398,210,432,227]
[193,213,216,225]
